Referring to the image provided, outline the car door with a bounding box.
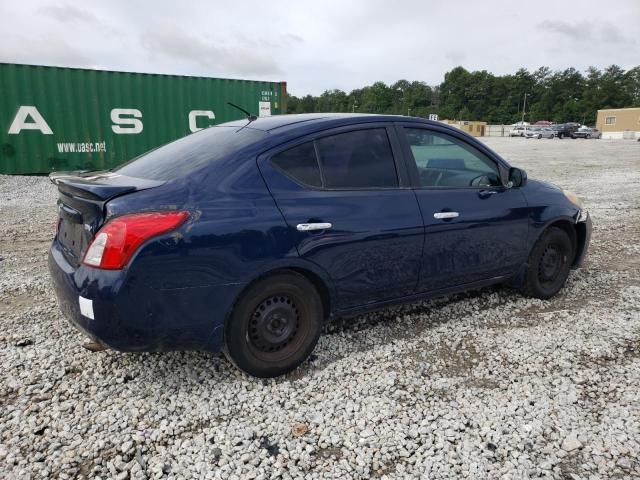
[397,124,530,292]
[258,125,424,310]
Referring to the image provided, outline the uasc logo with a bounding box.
[7,106,216,135]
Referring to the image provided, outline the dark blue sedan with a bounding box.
[48,114,592,377]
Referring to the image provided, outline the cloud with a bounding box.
[281,33,304,44]
[537,20,594,41]
[39,5,99,24]
[140,27,282,77]
[0,35,92,67]
[1,0,638,95]
[599,24,635,44]
[538,19,635,45]
[445,51,467,65]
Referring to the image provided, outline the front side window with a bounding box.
[315,129,398,189]
[403,128,501,188]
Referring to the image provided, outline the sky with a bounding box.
[1,0,638,96]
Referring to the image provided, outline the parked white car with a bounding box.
[509,126,527,137]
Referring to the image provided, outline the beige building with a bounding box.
[440,120,487,137]
[596,107,640,139]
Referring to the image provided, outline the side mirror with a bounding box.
[509,167,527,188]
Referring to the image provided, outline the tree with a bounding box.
[285,64,640,125]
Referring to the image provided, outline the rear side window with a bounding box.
[271,142,322,187]
[316,129,398,188]
[114,126,267,181]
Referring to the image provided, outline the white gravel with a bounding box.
[1,138,639,479]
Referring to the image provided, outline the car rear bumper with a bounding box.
[48,240,238,353]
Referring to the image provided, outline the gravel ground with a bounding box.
[1,138,639,479]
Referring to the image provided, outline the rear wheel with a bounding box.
[223,272,323,377]
[522,227,574,299]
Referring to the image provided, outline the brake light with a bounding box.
[82,211,189,269]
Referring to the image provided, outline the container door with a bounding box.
[258,126,424,310]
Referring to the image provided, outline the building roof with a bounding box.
[596,107,640,112]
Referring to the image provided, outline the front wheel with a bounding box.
[521,227,574,299]
[223,272,323,377]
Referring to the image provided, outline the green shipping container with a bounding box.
[0,63,287,174]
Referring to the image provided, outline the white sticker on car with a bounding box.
[79,296,94,320]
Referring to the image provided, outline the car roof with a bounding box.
[219,113,438,133]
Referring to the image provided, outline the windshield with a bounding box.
[114,126,267,181]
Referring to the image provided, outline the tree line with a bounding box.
[286,65,640,125]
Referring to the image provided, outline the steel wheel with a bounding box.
[537,244,568,290]
[248,295,301,357]
[522,227,574,299]
[224,272,323,377]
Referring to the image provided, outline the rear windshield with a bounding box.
[113,126,267,180]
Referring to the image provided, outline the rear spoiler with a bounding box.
[49,171,164,202]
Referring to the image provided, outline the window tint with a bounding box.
[114,126,266,181]
[315,129,398,189]
[271,142,322,187]
[404,128,501,188]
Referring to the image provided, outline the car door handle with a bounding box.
[433,212,459,220]
[296,222,332,231]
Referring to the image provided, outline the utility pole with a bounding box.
[521,93,527,124]
[408,108,411,117]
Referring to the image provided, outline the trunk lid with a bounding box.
[51,171,164,266]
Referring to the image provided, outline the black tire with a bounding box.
[558,133,564,139]
[521,227,574,299]
[223,272,323,377]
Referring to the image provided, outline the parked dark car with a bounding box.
[551,123,580,139]
[49,114,592,377]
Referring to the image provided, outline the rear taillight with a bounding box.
[82,211,189,269]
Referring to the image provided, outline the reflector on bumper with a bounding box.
[79,296,94,320]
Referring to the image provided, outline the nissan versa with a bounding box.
[48,114,592,377]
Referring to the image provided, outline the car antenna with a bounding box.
[228,102,257,122]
